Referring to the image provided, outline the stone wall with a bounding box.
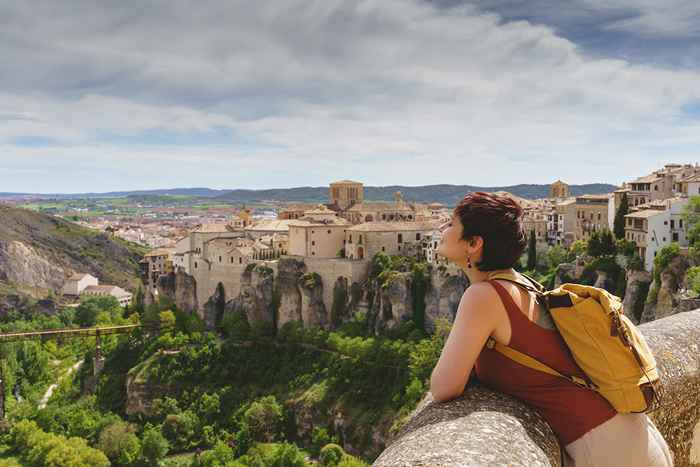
[374,309,700,467]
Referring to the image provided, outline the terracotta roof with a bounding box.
[346,221,441,232]
[625,209,666,218]
[346,201,414,212]
[288,218,351,227]
[193,223,232,233]
[68,273,93,281]
[632,174,663,183]
[245,220,295,231]
[82,285,131,297]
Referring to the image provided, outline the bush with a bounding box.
[242,396,284,443]
[653,243,680,285]
[97,420,140,466]
[162,410,199,450]
[140,424,170,465]
[221,310,251,340]
[686,266,700,297]
[76,296,123,327]
[319,443,345,467]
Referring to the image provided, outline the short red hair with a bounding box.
[453,191,527,271]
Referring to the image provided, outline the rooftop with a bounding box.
[346,221,441,232]
[625,209,666,218]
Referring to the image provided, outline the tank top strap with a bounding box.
[487,279,532,326]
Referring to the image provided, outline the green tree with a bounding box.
[586,229,616,258]
[75,296,122,327]
[140,424,169,465]
[613,192,629,239]
[242,395,284,443]
[97,421,141,466]
[526,229,537,270]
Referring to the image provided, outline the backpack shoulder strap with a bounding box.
[485,336,598,390]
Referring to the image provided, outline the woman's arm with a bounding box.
[429,282,501,402]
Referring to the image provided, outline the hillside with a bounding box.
[210,183,618,206]
[0,205,147,295]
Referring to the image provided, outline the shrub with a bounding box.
[242,396,284,443]
[97,420,141,466]
[319,443,345,467]
[140,424,169,465]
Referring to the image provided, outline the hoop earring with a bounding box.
[467,256,472,269]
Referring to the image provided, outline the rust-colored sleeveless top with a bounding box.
[474,280,616,445]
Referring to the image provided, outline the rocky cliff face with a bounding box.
[622,269,652,324]
[0,240,65,290]
[224,264,276,327]
[424,266,468,333]
[156,269,198,313]
[641,255,689,323]
[275,259,306,328]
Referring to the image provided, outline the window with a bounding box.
[311,241,315,246]
[230,257,234,263]
[312,252,315,256]
[194,261,198,269]
[673,232,679,241]
[398,245,401,251]
[670,220,675,228]
[348,235,352,244]
[663,237,666,241]
[680,219,684,227]
[597,213,601,220]
[398,233,403,243]
[382,246,385,252]
[327,230,331,234]
[654,185,658,191]
[312,230,315,234]
[219,256,222,262]
[239,257,242,264]
[664,220,667,225]
[416,233,421,240]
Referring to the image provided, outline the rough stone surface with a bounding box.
[424,266,468,334]
[374,310,700,467]
[224,264,275,326]
[202,282,226,329]
[623,269,652,324]
[642,255,689,323]
[276,258,306,328]
[0,240,65,290]
[156,269,198,313]
[299,272,327,329]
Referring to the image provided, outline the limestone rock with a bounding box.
[622,269,652,324]
[276,258,306,328]
[225,263,275,326]
[0,240,65,290]
[424,266,468,333]
[299,272,327,329]
[156,269,198,313]
[202,282,226,329]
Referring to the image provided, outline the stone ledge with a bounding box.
[373,309,700,467]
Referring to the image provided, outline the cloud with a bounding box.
[1,0,700,192]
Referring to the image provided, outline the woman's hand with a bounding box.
[429,281,501,402]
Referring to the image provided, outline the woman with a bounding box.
[429,191,673,467]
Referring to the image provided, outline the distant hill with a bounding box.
[211,183,619,206]
[0,205,148,295]
[0,183,619,206]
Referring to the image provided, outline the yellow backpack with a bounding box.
[484,270,662,413]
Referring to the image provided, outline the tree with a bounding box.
[242,395,284,443]
[97,421,141,466]
[140,424,169,465]
[613,192,629,239]
[75,296,122,327]
[527,229,537,270]
[586,229,616,258]
[133,284,145,315]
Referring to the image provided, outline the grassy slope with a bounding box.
[0,205,148,291]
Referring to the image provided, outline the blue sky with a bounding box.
[1,0,700,193]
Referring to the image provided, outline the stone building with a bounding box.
[549,180,570,199]
[81,285,133,307]
[574,194,612,241]
[141,247,176,292]
[521,209,548,245]
[344,221,441,260]
[61,273,99,296]
[330,180,364,210]
[287,206,351,258]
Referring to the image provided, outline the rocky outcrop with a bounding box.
[0,240,65,290]
[202,282,226,329]
[299,272,327,329]
[224,264,275,326]
[125,351,178,416]
[371,272,414,334]
[276,258,306,328]
[641,255,689,323]
[622,269,652,324]
[374,310,700,466]
[156,269,198,312]
[424,266,468,333]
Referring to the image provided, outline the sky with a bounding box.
[2,0,700,193]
